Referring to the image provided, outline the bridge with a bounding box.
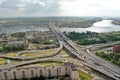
[49,21,120,80]
[0,41,63,60]
[0,21,120,80]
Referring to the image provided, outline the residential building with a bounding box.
[0,63,79,80]
[113,45,120,53]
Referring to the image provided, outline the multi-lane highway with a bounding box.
[0,41,63,60]
[0,21,120,80]
[49,21,120,80]
[63,40,120,80]
[0,57,84,70]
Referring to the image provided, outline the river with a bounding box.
[0,20,120,34]
[0,24,50,34]
[60,20,120,33]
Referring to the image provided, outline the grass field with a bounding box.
[0,58,6,65]
[57,50,73,58]
[78,70,93,80]
[0,53,20,65]
[28,62,62,67]
[20,48,56,57]
[5,53,16,57]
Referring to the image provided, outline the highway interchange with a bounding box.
[49,21,120,80]
[0,21,120,80]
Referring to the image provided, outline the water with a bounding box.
[60,20,120,33]
[6,59,11,64]
[0,24,50,34]
[0,20,120,34]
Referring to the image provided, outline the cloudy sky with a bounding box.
[0,0,120,17]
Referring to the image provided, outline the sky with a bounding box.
[0,0,120,17]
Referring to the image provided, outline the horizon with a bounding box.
[0,16,119,19]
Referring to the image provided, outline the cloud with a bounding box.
[22,0,60,16]
[0,0,120,17]
[32,0,46,6]
[0,0,21,10]
[0,0,7,4]
[0,0,61,17]
[38,1,46,6]
[17,4,26,8]
[59,0,120,17]
[90,4,100,7]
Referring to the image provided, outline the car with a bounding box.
[114,74,120,78]
[94,62,101,66]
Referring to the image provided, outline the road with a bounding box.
[0,41,63,60]
[86,44,120,73]
[62,34,120,80]
[0,57,84,70]
[49,21,120,80]
[0,21,119,80]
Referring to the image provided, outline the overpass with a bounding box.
[49,21,120,80]
[0,58,82,70]
[0,21,119,80]
[0,41,63,60]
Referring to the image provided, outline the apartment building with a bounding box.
[0,63,79,80]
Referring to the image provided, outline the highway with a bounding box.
[0,21,119,80]
[0,41,63,60]
[67,40,120,73]
[49,21,120,80]
[0,57,83,70]
[63,40,120,80]
[86,44,120,73]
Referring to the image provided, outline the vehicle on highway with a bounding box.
[114,74,120,78]
[94,62,101,66]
